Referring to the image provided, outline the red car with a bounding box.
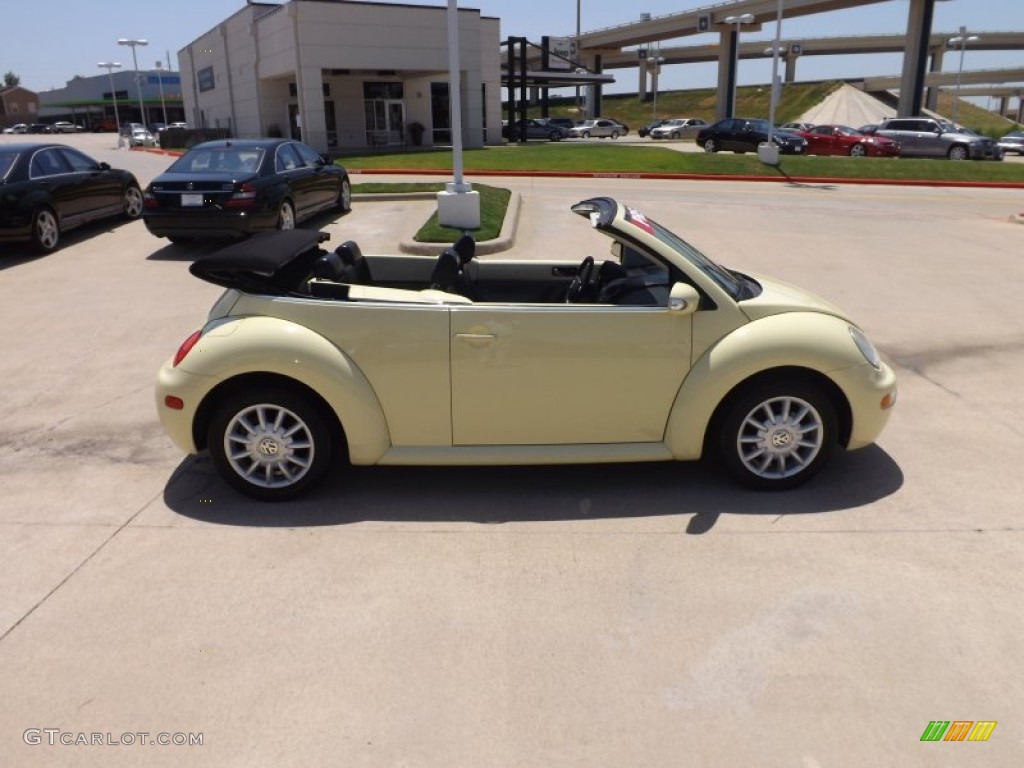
[799,124,901,158]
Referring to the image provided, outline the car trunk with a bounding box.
[148,173,257,210]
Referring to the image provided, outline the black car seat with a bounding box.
[450,233,477,299]
[312,251,346,280]
[429,248,462,294]
[335,241,372,284]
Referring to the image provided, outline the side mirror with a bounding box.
[668,283,700,315]
[98,162,111,170]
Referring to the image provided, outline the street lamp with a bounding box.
[153,61,168,127]
[96,61,122,137]
[947,26,979,125]
[117,37,149,127]
[724,14,755,118]
[648,55,666,120]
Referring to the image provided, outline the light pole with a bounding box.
[118,37,149,127]
[947,26,979,125]
[648,55,665,120]
[153,61,169,127]
[724,14,754,118]
[96,61,122,137]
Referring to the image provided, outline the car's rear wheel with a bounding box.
[582,131,591,139]
[610,131,620,139]
[704,138,718,153]
[948,145,968,160]
[849,144,867,157]
[208,388,333,500]
[123,185,144,219]
[337,177,352,212]
[31,208,59,253]
[549,131,561,141]
[277,200,295,230]
[671,132,681,140]
[718,380,837,490]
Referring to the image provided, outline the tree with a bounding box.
[3,71,20,87]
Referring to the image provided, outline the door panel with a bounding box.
[450,305,692,445]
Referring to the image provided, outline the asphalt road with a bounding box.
[2,133,1023,766]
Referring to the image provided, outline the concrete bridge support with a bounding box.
[715,30,738,120]
[898,0,938,117]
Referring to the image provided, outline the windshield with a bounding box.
[623,208,745,299]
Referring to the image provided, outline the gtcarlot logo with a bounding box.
[23,729,203,747]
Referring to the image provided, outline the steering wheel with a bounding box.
[565,256,595,303]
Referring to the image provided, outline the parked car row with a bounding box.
[502,118,630,141]
[0,138,351,253]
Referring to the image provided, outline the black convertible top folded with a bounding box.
[189,230,330,293]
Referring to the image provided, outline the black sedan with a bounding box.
[0,143,143,253]
[142,139,351,243]
[696,118,807,155]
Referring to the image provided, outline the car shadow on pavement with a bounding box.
[1,219,138,270]
[164,445,903,533]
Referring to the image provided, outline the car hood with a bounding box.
[738,273,854,324]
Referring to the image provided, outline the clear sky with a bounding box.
[4,0,1023,99]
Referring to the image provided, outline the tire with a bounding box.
[549,131,560,141]
[31,208,60,253]
[718,380,837,490]
[582,131,591,139]
[671,132,681,140]
[849,144,867,157]
[704,138,718,153]
[207,387,334,501]
[337,177,352,212]
[277,200,295,230]
[948,145,968,161]
[610,131,619,139]
[123,184,143,219]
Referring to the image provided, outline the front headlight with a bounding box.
[850,326,882,370]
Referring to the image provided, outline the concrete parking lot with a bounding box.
[2,133,1023,766]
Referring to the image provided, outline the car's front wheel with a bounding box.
[123,184,144,219]
[277,200,295,229]
[610,131,619,139]
[948,145,968,160]
[582,131,591,139]
[31,207,60,253]
[718,380,837,490]
[704,138,718,153]
[208,388,334,500]
[549,131,561,141]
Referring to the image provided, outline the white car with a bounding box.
[6,123,29,134]
[568,119,629,139]
[129,128,157,147]
[649,118,708,140]
[52,121,82,133]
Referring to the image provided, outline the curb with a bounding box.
[392,192,521,256]
[348,167,1024,190]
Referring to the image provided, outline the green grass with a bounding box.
[340,144,1024,183]
[352,182,445,194]
[412,183,511,243]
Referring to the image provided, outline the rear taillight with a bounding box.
[143,190,158,208]
[225,182,257,208]
[173,330,202,367]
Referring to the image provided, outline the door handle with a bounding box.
[454,333,496,347]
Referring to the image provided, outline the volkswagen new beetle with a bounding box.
[156,197,896,500]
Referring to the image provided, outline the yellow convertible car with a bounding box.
[156,197,896,500]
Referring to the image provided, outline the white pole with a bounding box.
[767,0,783,144]
[447,0,468,192]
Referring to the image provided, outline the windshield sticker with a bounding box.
[625,207,654,235]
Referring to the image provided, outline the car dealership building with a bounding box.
[180,0,502,153]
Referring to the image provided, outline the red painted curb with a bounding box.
[348,167,1024,190]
